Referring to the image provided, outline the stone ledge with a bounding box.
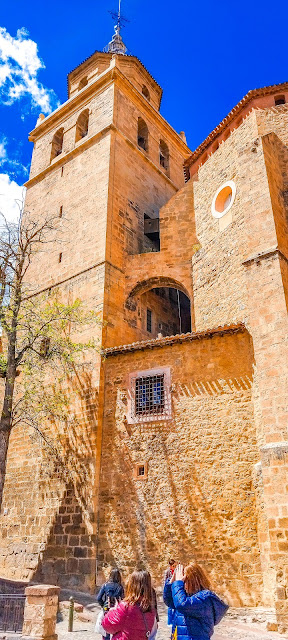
[25,585,60,597]
[261,441,288,465]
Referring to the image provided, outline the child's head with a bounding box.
[183,561,211,596]
[109,568,122,584]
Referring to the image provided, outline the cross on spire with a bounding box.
[104,0,129,55]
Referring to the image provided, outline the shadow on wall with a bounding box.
[32,482,96,591]
[29,368,99,592]
[97,332,264,607]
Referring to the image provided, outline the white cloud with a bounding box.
[0,173,25,223]
[0,136,28,180]
[0,26,58,113]
[0,137,7,162]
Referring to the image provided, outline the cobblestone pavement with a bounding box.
[57,598,284,640]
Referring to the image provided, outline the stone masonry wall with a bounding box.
[98,330,263,607]
[191,110,260,332]
[0,271,103,591]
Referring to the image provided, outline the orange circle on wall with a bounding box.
[211,181,236,219]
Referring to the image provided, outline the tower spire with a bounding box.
[105,0,128,56]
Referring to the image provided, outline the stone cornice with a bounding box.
[24,122,181,190]
[28,65,116,141]
[25,258,124,298]
[28,63,190,158]
[112,66,191,156]
[261,441,288,465]
[24,124,112,188]
[243,247,288,267]
[103,323,246,357]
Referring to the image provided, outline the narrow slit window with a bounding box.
[59,252,62,263]
[40,337,51,358]
[59,206,63,218]
[147,308,152,333]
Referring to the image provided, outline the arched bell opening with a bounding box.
[126,284,191,340]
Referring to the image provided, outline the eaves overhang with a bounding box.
[185,81,288,170]
[67,50,163,106]
[102,323,246,357]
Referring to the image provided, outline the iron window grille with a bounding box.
[128,367,171,424]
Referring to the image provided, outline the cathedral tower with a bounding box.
[0,27,190,590]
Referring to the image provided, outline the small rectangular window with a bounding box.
[147,309,152,333]
[59,206,63,218]
[59,252,62,263]
[134,463,148,480]
[128,367,172,424]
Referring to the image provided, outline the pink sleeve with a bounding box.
[102,602,128,634]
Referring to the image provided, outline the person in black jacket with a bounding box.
[97,569,124,640]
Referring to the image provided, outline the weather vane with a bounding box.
[109,0,129,33]
[104,0,129,55]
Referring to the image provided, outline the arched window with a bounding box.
[138,118,149,151]
[78,76,88,91]
[142,85,150,101]
[51,128,64,162]
[75,109,89,142]
[159,140,169,171]
[275,95,286,106]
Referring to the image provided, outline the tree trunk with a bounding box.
[0,423,11,511]
[0,295,19,508]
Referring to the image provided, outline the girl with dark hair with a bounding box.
[163,562,228,640]
[102,569,157,640]
[97,569,124,640]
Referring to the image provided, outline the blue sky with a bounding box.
[0,0,288,216]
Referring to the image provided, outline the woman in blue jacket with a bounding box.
[163,562,228,640]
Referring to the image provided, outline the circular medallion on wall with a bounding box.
[211,180,236,219]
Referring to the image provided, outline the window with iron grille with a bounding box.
[128,367,171,423]
[136,374,164,416]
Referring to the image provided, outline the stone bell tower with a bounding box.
[0,23,190,590]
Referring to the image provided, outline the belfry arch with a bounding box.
[127,276,190,300]
[125,277,192,339]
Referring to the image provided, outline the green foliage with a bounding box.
[9,291,101,429]
[0,354,7,378]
